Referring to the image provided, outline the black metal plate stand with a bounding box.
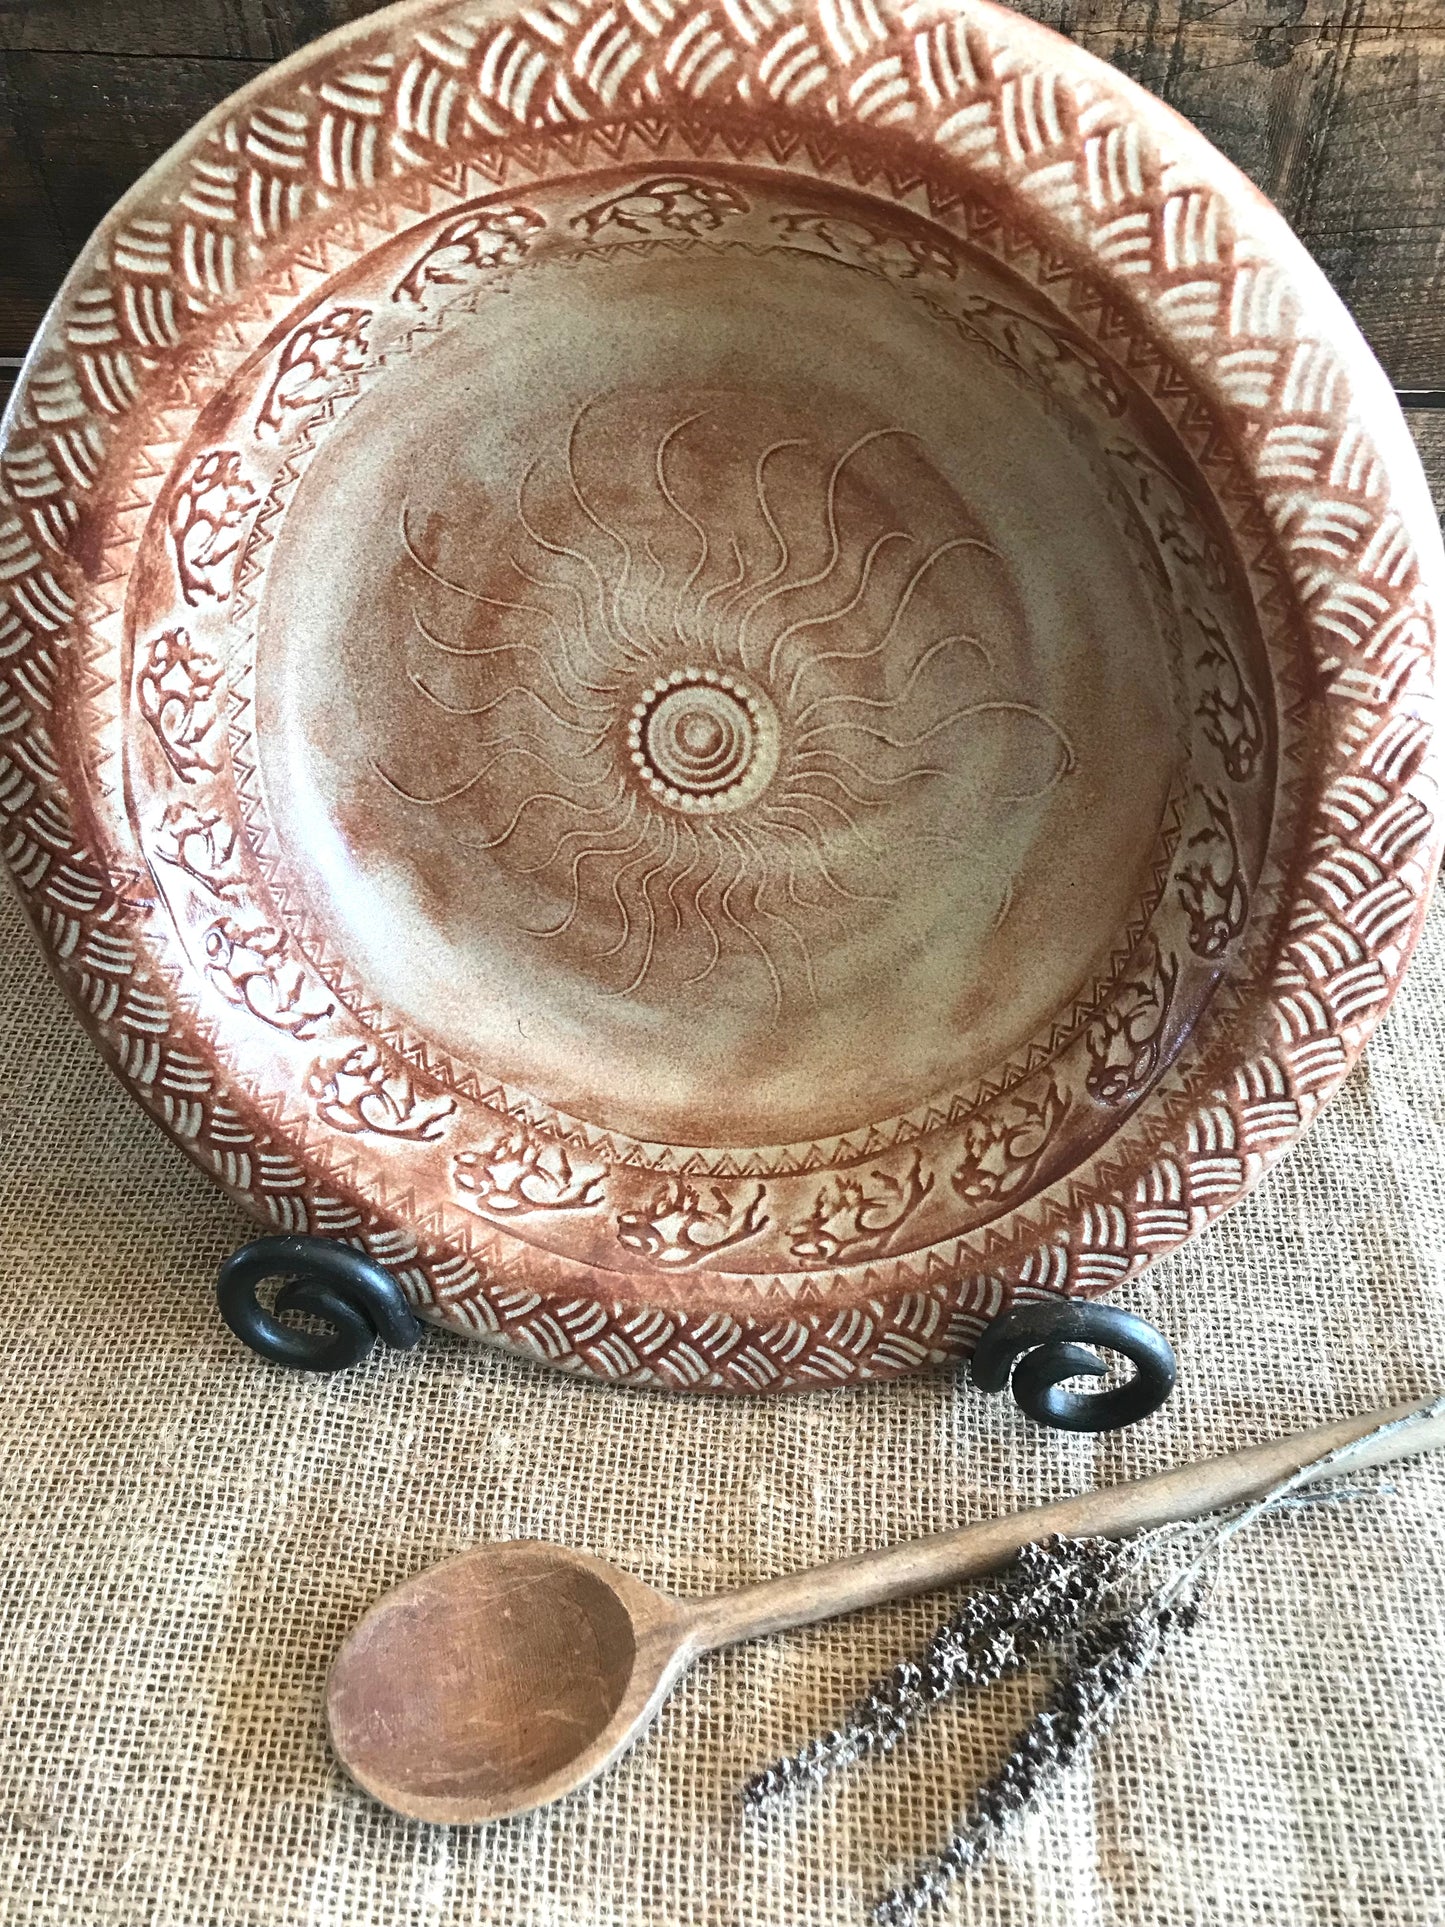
[970,1299,1177,1431]
[216,1236,1176,1429]
[217,1235,422,1373]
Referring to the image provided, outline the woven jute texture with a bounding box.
[2,858,1444,1927]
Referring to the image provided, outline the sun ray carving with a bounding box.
[375,391,1075,1019]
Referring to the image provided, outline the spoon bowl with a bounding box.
[326,1541,696,1823]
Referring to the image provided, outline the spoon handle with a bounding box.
[688,1394,1445,1652]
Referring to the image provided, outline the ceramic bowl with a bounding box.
[2,0,1440,1391]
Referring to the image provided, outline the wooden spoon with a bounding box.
[327,1395,1445,1823]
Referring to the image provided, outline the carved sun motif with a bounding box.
[374,391,1076,1017]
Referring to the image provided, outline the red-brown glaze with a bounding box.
[0,0,1439,1391]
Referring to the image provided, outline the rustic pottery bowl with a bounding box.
[2,0,1440,1392]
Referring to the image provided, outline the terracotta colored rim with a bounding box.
[2,0,1440,1392]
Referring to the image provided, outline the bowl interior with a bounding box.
[124,159,1276,1275]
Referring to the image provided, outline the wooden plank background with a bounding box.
[1,0,1443,432]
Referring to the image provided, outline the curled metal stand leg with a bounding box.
[971,1299,1177,1432]
[217,1234,424,1372]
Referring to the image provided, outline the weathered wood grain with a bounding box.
[0,0,380,57]
[1,1,1443,384]
[1409,410,1445,518]
[0,50,269,347]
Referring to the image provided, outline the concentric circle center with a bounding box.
[627,669,779,813]
[648,686,750,790]
[679,711,724,756]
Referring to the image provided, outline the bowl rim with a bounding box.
[2,0,1440,1391]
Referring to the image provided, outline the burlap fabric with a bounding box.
[3,850,1444,1927]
